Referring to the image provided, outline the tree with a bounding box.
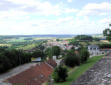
[99,44,111,49]
[0,48,31,73]
[93,37,100,41]
[36,44,45,50]
[79,48,89,63]
[32,49,45,59]
[69,39,79,46]
[64,50,80,67]
[51,46,61,57]
[52,65,68,82]
[45,48,53,58]
[56,39,60,41]
[45,46,61,59]
[75,35,93,41]
[103,28,111,41]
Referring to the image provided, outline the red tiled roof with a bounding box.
[6,62,53,85]
[46,59,57,68]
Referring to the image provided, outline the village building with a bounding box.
[4,59,57,85]
[31,57,42,62]
[44,40,74,50]
[88,44,111,57]
[88,45,101,57]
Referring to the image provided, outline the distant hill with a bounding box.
[0,35,76,38]
[0,34,103,38]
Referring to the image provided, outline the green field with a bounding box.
[0,36,49,50]
[54,55,103,85]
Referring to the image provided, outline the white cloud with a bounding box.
[78,2,111,16]
[64,8,78,13]
[5,0,77,16]
[67,0,72,3]
[0,0,108,35]
[0,15,106,35]
[100,18,111,24]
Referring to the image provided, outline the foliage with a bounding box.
[64,50,80,67]
[52,65,68,82]
[45,48,53,58]
[54,55,103,85]
[0,48,31,73]
[36,44,45,50]
[93,37,100,41]
[79,48,89,63]
[32,49,45,59]
[45,46,61,58]
[75,35,93,41]
[52,46,61,57]
[103,28,111,41]
[69,39,79,46]
[99,44,111,49]
[56,39,60,41]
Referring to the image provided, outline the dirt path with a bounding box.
[71,53,111,85]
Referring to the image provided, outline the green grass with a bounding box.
[17,43,37,50]
[54,55,103,85]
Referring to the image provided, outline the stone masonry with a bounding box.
[71,53,111,85]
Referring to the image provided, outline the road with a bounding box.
[71,53,111,85]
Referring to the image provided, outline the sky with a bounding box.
[0,0,111,35]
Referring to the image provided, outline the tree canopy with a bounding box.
[32,49,45,59]
[0,48,31,73]
[103,28,111,41]
[45,46,61,58]
[52,46,61,56]
[64,50,80,67]
[79,48,89,63]
[52,65,68,82]
[75,35,93,41]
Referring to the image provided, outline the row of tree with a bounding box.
[32,46,61,59]
[75,35,93,41]
[52,47,89,83]
[0,47,31,73]
[99,44,111,49]
[64,48,89,67]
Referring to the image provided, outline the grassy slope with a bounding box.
[55,55,103,85]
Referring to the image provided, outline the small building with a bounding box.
[88,45,100,57]
[5,61,56,85]
[31,57,42,62]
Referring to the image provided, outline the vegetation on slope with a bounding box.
[54,55,103,85]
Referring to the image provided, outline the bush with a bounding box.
[0,48,31,73]
[45,46,61,58]
[64,50,80,67]
[51,46,61,57]
[32,49,45,59]
[75,35,93,41]
[79,48,89,63]
[52,65,68,82]
[99,44,111,49]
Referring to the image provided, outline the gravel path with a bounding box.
[71,53,111,85]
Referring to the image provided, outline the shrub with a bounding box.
[52,65,68,82]
[79,48,89,63]
[64,50,80,67]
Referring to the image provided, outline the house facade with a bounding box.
[88,45,101,57]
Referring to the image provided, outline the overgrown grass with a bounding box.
[54,55,103,85]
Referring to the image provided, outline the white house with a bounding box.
[88,45,101,57]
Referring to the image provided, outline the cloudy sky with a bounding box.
[0,0,111,35]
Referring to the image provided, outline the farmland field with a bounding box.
[0,35,50,50]
[0,34,108,50]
